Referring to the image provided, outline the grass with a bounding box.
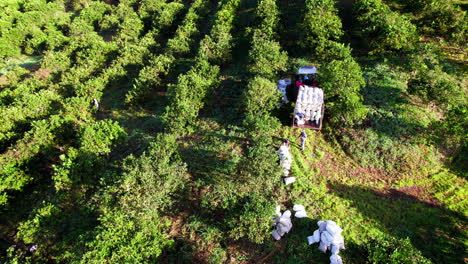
[268,125,467,263]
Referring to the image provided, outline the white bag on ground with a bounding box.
[313,229,320,243]
[293,204,305,212]
[295,210,307,218]
[275,205,281,217]
[330,244,340,255]
[318,241,328,253]
[272,230,281,240]
[284,177,296,185]
[309,220,345,264]
[330,254,343,264]
[318,221,327,232]
[272,209,293,240]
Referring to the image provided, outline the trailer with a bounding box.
[290,66,324,130]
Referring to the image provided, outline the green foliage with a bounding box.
[354,0,419,53]
[227,194,275,243]
[198,0,240,64]
[81,120,126,154]
[81,134,188,262]
[315,41,353,62]
[0,116,64,206]
[433,104,468,170]
[166,0,210,55]
[126,0,212,105]
[0,89,60,144]
[0,0,70,58]
[320,58,368,126]
[302,0,344,51]
[244,76,281,117]
[81,210,173,264]
[16,202,61,243]
[248,31,288,78]
[408,70,460,105]
[242,0,287,132]
[255,0,280,35]
[52,120,126,191]
[164,59,220,134]
[412,0,467,44]
[340,128,424,174]
[366,234,432,264]
[0,0,466,263]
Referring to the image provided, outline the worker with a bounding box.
[295,75,303,87]
[282,138,290,148]
[299,130,307,151]
[295,112,305,125]
[303,75,313,86]
[93,98,99,111]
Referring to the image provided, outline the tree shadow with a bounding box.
[156,238,196,263]
[178,142,241,185]
[329,182,467,263]
[278,0,307,57]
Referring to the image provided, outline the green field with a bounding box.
[0,0,466,263]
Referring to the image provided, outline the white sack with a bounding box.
[284,177,296,185]
[272,230,281,240]
[295,210,308,218]
[293,204,305,212]
[330,254,343,264]
[318,241,328,253]
[313,230,320,243]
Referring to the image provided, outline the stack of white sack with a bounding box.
[307,220,345,264]
[293,204,307,218]
[277,145,292,176]
[272,206,292,240]
[277,79,291,104]
[294,86,323,123]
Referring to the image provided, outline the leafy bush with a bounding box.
[227,194,275,243]
[425,2,466,43]
[302,0,344,51]
[315,41,353,62]
[198,0,240,64]
[81,134,189,262]
[242,0,288,132]
[0,0,70,58]
[0,116,64,206]
[244,76,282,118]
[366,234,432,264]
[81,210,173,264]
[163,59,220,134]
[354,0,419,53]
[320,58,368,126]
[408,70,460,105]
[248,31,288,79]
[410,0,467,44]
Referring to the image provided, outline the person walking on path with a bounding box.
[299,130,307,151]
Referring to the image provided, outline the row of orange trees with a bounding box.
[1,1,195,262]
[163,0,241,134]
[125,0,212,105]
[301,0,368,127]
[0,0,186,206]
